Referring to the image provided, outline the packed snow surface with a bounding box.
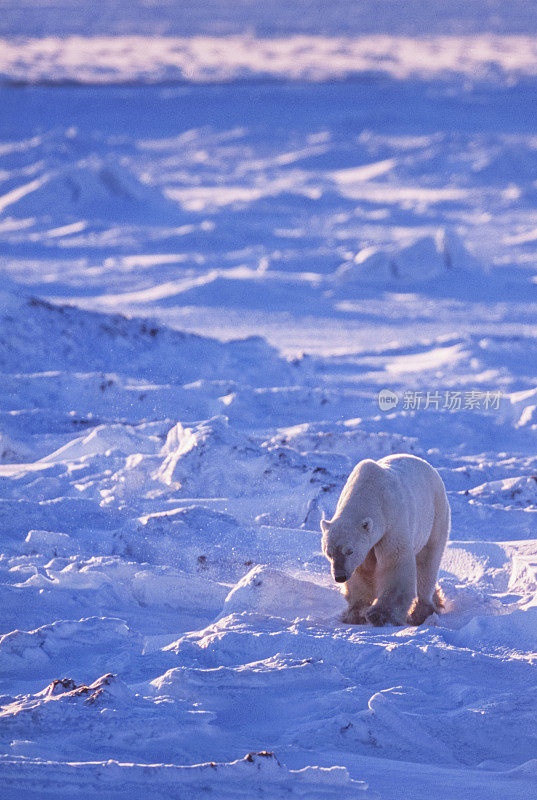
[2,2,537,799]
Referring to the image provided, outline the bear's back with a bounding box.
[377,453,443,491]
[377,454,446,537]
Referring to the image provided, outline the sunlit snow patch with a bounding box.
[220,564,345,621]
[333,228,482,286]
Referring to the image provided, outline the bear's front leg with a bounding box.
[365,547,416,627]
[341,549,376,625]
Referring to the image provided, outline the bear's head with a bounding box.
[320,515,381,583]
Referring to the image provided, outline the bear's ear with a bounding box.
[320,519,331,534]
[361,517,373,532]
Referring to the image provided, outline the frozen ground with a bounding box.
[2,3,537,799]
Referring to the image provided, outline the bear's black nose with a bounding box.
[334,574,347,583]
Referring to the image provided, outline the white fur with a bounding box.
[321,454,450,626]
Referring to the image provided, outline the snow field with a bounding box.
[0,283,537,798]
[3,21,537,794]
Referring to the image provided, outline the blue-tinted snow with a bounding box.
[2,5,537,799]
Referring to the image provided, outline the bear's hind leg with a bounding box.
[341,548,376,624]
[410,496,450,625]
[433,584,445,611]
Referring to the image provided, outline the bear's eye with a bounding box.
[343,547,354,556]
[362,520,370,530]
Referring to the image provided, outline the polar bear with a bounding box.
[321,454,450,626]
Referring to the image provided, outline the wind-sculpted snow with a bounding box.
[158,543,537,774]
[333,229,482,286]
[0,289,293,386]
[0,751,373,800]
